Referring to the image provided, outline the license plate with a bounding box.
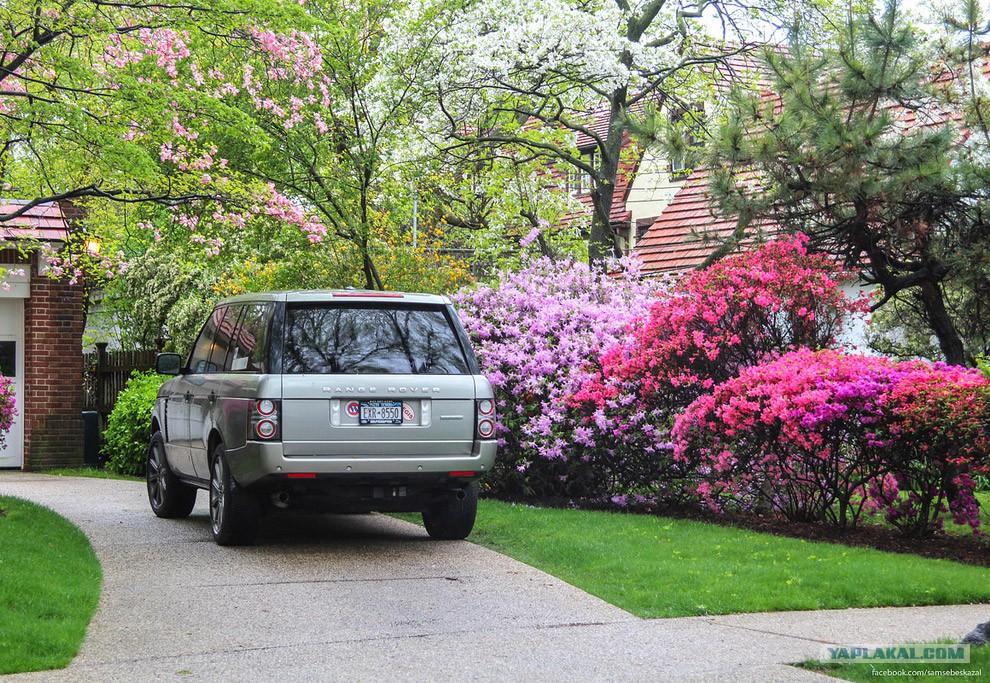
[359,400,402,425]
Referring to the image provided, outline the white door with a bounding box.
[0,298,24,468]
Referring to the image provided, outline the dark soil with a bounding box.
[702,511,990,568]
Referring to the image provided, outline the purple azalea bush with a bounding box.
[453,256,663,499]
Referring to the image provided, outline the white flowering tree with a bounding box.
[393,0,751,263]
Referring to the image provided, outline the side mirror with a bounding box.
[155,353,184,376]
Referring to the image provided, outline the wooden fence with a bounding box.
[83,343,158,417]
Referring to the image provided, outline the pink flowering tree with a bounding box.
[0,0,495,294]
[672,349,990,535]
[453,256,662,499]
[570,235,870,502]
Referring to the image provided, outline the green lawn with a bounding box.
[0,496,102,675]
[462,499,990,618]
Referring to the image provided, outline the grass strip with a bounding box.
[460,499,990,618]
[800,641,989,681]
[0,496,102,674]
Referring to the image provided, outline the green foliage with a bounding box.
[0,496,102,675]
[707,1,988,365]
[98,243,219,355]
[102,371,168,477]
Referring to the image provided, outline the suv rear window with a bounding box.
[283,304,470,375]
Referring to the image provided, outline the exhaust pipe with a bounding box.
[454,488,466,501]
[272,491,291,509]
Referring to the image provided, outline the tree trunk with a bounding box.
[587,95,628,266]
[360,243,382,291]
[918,278,967,366]
[588,187,620,264]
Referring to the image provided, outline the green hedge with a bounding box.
[102,370,168,477]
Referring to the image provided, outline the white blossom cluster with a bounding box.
[386,0,692,121]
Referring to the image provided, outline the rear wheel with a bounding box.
[147,432,197,518]
[422,482,478,540]
[209,443,260,546]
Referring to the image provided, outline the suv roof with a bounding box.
[218,290,453,306]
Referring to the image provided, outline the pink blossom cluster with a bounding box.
[259,185,329,243]
[0,376,16,449]
[97,21,338,255]
[136,28,192,80]
[581,234,868,404]
[566,235,869,502]
[247,29,324,85]
[672,349,990,534]
[453,256,663,499]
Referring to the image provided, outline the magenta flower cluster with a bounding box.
[458,235,988,535]
[565,234,870,501]
[672,349,990,533]
[0,376,15,449]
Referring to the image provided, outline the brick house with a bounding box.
[0,200,86,470]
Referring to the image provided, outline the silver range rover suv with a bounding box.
[147,290,497,545]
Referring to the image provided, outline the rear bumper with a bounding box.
[245,471,480,513]
[225,439,497,488]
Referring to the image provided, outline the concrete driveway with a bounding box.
[0,472,986,682]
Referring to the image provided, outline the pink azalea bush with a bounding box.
[672,350,903,526]
[570,235,870,502]
[0,376,15,449]
[874,362,990,536]
[453,257,663,498]
[672,349,990,535]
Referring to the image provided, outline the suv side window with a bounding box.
[225,302,273,373]
[187,306,234,374]
[283,304,470,375]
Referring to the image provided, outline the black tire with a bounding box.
[422,483,479,540]
[147,432,197,519]
[209,443,260,546]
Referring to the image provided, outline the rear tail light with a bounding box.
[250,399,281,441]
[476,399,496,439]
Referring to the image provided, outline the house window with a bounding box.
[567,151,595,195]
[668,105,704,181]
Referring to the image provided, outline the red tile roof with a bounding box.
[633,168,775,273]
[0,200,72,241]
[631,46,959,275]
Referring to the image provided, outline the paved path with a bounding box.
[0,472,986,682]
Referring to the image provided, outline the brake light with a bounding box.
[476,399,496,440]
[250,399,281,441]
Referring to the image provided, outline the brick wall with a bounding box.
[22,258,86,470]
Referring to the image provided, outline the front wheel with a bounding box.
[209,443,259,546]
[422,483,479,540]
[147,432,197,518]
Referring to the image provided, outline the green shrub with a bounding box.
[102,370,168,476]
